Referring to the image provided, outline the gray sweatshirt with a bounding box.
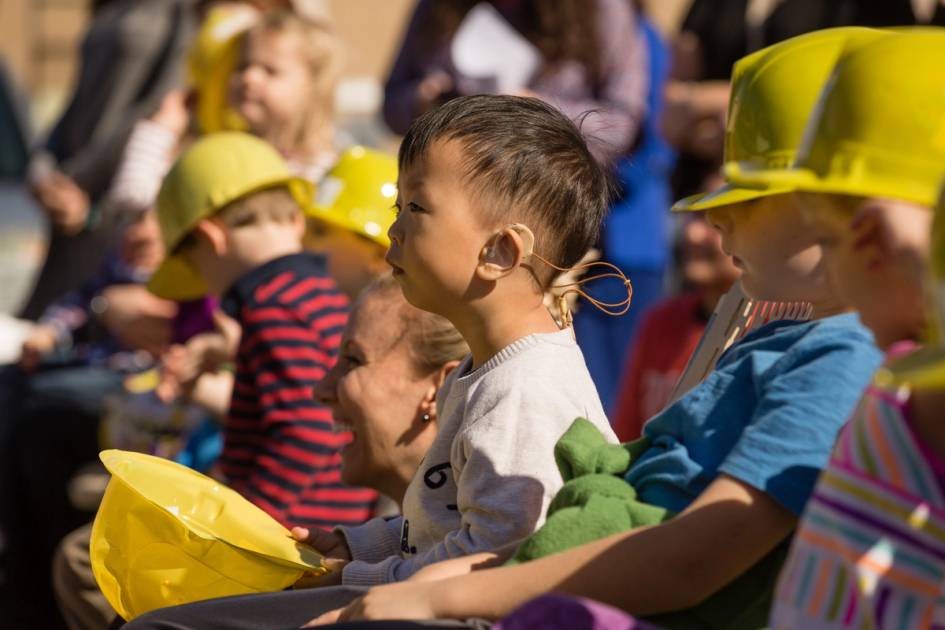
[337,327,616,585]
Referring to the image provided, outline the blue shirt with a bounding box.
[625,313,882,515]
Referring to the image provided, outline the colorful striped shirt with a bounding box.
[220,253,377,529]
[771,384,945,629]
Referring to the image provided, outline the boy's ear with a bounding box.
[475,226,531,281]
[850,204,890,271]
[193,218,229,256]
[291,211,305,239]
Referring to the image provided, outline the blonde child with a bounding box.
[717,31,945,629]
[228,9,342,181]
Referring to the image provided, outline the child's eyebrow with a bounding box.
[399,176,424,192]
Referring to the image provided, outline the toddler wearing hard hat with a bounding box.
[720,30,945,629]
[148,131,376,530]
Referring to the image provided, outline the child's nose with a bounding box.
[387,217,403,246]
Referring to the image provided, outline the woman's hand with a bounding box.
[20,324,58,371]
[302,581,439,626]
[31,171,91,235]
[98,285,177,356]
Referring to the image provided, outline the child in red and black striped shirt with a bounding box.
[148,131,376,529]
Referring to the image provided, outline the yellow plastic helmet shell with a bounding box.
[674,26,887,212]
[728,28,945,208]
[90,450,324,620]
[307,146,398,248]
[148,132,314,301]
[187,4,254,134]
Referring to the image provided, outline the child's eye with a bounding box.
[408,202,426,214]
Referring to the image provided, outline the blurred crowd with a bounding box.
[1,1,944,629]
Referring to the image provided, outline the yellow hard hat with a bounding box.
[307,146,398,248]
[90,450,325,620]
[728,28,945,208]
[148,132,313,301]
[188,4,253,134]
[673,27,886,212]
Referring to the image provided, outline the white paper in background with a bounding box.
[450,3,541,94]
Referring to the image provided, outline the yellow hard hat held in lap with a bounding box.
[90,450,325,620]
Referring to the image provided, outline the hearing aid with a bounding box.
[480,224,536,262]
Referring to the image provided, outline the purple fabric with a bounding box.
[492,595,658,630]
[172,296,219,344]
[381,0,648,164]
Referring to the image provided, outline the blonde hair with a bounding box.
[364,274,470,374]
[252,10,342,157]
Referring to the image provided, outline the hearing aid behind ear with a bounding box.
[481,224,536,262]
[508,223,535,258]
[483,223,633,332]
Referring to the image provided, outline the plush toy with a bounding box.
[508,417,670,564]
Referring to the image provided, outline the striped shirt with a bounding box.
[220,253,377,529]
[771,384,945,629]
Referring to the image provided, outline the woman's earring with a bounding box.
[421,413,432,423]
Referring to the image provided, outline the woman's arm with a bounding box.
[309,474,795,624]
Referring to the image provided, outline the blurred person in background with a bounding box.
[612,214,740,441]
[382,0,648,165]
[573,3,676,413]
[21,0,196,320]
[662,0,944,204]
[0,211,171,630]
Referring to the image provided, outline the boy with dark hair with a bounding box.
[300,94,620,586]
[124,95,620,628]
[148,131,376,530]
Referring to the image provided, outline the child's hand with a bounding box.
[20,325,58,372]
[290,526,351,561]
[150,88,191,138]
[290,526,352,589]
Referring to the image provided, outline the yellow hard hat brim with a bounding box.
[307,209,392,248]
[91,450,325,620]
[147,253,210,301]
[727,161,940,209]
[671,179,795,212]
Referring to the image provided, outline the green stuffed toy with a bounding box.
[508,417,671,565]
[506,417,787,630]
